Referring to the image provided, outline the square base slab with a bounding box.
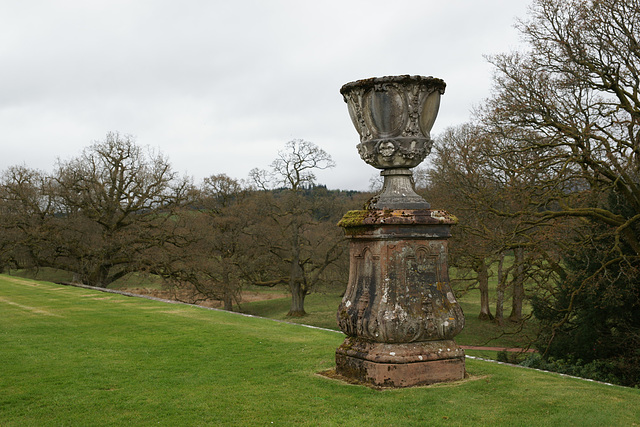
[335,338,466,387]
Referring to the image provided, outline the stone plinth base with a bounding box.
[335,337,465,387]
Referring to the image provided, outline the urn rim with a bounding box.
[340,75,446,97]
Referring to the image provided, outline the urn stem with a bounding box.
[369,168,430,210]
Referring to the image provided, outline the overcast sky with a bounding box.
[1,0,530,191]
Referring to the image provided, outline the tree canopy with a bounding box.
[419,0,640,385]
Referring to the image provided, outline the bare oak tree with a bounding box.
[478,0,640,368]
[0,166,60,271]
[159,174,257,310]
[53,132,191,287]
[250,139,343,316]
[484,0,640,257]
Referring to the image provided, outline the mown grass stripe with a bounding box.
[0,296,63,317]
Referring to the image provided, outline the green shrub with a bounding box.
[520,353,623,385]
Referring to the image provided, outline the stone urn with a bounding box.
[340,75,446,209]
[335,76,465,387]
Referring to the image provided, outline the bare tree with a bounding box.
[159,174,256,310]
[0,166,60,271]
[249,139,343,316]
[424,125,499,321]
[478,0,640,375]
[484,0,640,257]
[426,124,574,324]
[53,132,191,287]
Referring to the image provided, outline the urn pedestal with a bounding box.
[335,210,465,387]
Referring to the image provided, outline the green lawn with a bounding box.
[240,292,344,331]
[2,275,640,426]
[7,268,166,290]
[7,265,542,352]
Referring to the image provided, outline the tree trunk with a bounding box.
[477,258,494,321]
[88,264,110,288]
[288,281,306,317]
[287,218,306,316]
[509,247,525,322]
[494,252,506,326]
[223,291,234,311]
[222,270,234,311]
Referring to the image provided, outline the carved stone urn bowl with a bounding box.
[340,75,446,209]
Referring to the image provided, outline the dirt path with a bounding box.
[460,345,536,353]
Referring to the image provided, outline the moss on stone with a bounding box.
[337,210,370,228]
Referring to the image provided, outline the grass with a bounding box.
[7,268,166,290]
[240,292,344,331]
[2,275,640,426]
[7,267,75,284]
[8,265,541,352]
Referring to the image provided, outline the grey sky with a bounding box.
[0,0,530,191]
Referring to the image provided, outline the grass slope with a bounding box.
[241,292,538,355]
[240,258,539,357]
[8,266,541,351]
[1,275,639,426]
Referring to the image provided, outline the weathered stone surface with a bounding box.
[335,356,466,388]
[336,76,464,387]
[340,75,446,170]
[336,337,465,363]
[335,338,465,387]
[335,209,465,387]
[337,210,464,343]
[340,75,446,210]
[338,209,457,228]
